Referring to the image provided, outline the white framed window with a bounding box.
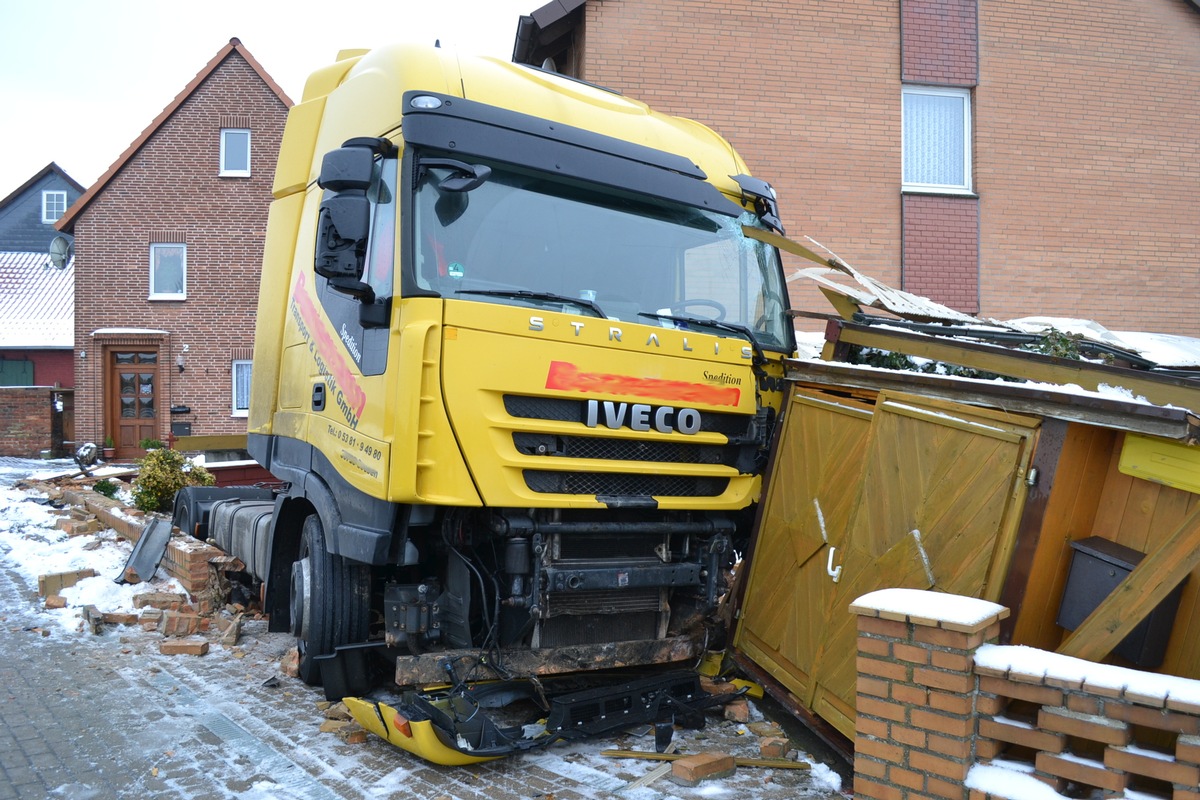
[902,86,972,194]
[42,190,67,223]
[220,128,251,176]
[149,243,187,300]
[232,360,252,417]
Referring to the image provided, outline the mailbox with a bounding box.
[1056,536,1185,669]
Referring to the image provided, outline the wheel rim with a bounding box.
[290,556,311,639]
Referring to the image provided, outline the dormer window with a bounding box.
[220,128,251,177]
[42,191,67,223]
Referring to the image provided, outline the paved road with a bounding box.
[0,468,848,799]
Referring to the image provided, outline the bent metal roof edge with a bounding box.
[56,37,292,233]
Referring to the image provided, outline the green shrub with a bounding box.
[139,438,166,450]
[93,479,119,499]
[132,448,214,512]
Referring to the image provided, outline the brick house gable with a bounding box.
[60,38,291,458]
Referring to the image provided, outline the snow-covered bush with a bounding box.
[131,448,214,512]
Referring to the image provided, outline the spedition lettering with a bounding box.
[583,399,701,435]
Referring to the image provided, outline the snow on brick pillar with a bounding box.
[850,588,1008,800]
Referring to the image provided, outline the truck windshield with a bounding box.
[411,158,793,352]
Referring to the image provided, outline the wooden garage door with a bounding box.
[734,388,874,708]
[736,390,1039,740]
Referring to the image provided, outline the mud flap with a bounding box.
[314,641,390,701]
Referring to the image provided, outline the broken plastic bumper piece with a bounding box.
[345,670,741,766]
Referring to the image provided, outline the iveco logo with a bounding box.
[584,399,702,435]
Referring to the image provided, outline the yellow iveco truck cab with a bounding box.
[185,43,795,760]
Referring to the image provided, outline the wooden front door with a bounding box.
[108,350,160,457]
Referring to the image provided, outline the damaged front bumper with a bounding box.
[345,670,742,766]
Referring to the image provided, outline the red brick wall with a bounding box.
[900,0,979,313]
[977,0,1200,330]
[580,0,903,328]
[578,0,1200,336]
[903,194,979,312]
[31,350,73,388]
[72,51,287,448]
[0,388,56,457]
[902,0,978,84]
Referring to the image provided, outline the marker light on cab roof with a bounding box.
[410,95,443,109]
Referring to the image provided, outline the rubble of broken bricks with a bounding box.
[15,477,828,772]
[20,478,258,659]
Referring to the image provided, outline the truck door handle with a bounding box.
[827,547,842,584]
[312,383,325,411]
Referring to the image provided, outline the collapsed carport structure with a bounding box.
[730,238,1200,746]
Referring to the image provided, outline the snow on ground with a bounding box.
[0,474,186,635]
[0,458,848,799]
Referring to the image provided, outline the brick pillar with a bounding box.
[850,588,1009,800]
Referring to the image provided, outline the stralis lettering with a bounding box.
[530,316,752,359]
[584,399,701,435]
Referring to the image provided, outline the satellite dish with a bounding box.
[49,235,72,269]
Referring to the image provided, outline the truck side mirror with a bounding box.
[315,146,375,282]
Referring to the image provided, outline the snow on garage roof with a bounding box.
[0,252,73,349]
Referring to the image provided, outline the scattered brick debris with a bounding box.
[670,752,736,786]
[759,736,791,760]
[159,638,209,656]
[723,697,751,723]
[37,568,97,597]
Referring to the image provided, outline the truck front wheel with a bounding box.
[289,514,370,685]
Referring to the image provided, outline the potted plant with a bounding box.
[103,436,116,459]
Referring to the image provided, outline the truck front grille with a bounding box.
[504,394,745,499]
[513,433,727,465]
[525,471,728,497]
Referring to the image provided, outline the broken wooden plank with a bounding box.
[601,749,811,770]
[1057,505,1200,663]
[828,320,1200,412]
[615,741,677,792]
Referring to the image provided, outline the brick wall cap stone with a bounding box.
[976,644,1200,711]
[851,588,1008,633]
[1167,696,1200,715]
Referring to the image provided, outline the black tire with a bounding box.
[291,514,371,686]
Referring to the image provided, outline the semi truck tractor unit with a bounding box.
[185,44,795,708]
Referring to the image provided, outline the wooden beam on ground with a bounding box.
[600,750,811,770]
[1057,506,1200,663]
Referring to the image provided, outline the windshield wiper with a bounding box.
[637,312,766,365]
[456,289,607,318]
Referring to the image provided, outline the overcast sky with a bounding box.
[0,0,538,198]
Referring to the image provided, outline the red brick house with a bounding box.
[58,38,290,459]
[514,0,1200,335]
